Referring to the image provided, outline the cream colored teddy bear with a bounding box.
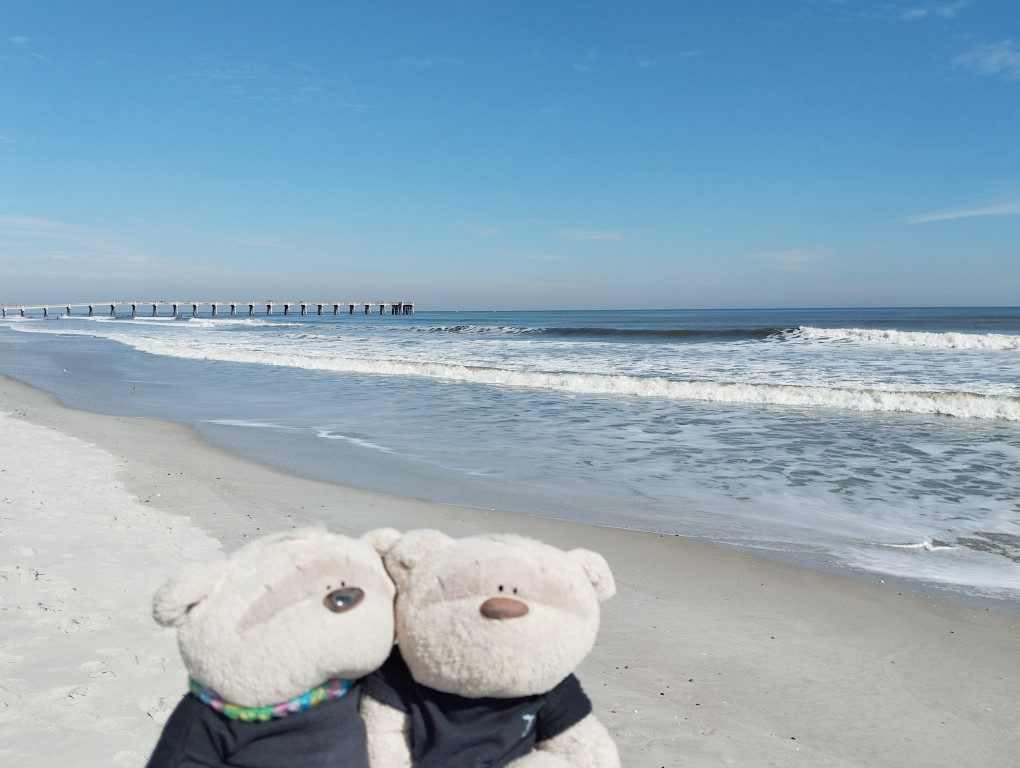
[361,530,620,768]
[147,527,400,767]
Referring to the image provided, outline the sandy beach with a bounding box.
[0,373,1017,767]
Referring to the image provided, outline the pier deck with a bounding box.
[1,300,414,318]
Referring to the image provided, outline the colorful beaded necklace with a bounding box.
[188,677,353,722]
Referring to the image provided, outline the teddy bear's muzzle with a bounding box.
[479,597,529,620]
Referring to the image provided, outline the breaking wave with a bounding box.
[382,324,1019,348]
[791,326,1020,350]
[47,329,1020,421]
[394,324,788,340]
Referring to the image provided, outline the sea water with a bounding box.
[1,307,1017,608]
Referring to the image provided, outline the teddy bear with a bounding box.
[360,530,620,768]
[146,526,400,768]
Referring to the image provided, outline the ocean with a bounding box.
[1,306,1018,608]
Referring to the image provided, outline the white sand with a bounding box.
[0,411,220,767]
[0,375,1017,767]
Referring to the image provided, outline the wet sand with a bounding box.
[1,375,1017,766]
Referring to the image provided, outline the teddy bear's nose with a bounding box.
[324,587,364,613]
[480,597,529,620]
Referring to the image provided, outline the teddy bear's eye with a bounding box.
[512,587,518,595]
[324,587,364,614]
[498,585,504,592]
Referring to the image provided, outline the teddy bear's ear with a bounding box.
[152,560,227,627]
[569,548,617,602]
[361,528,401,556]
[384,529,454,591]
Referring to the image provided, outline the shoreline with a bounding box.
[1,373,1018,766]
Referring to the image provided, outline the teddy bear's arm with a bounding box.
[361,694,413,768]
[533,713,621,768]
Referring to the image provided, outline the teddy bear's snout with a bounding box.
[323,587,365,613]
[479,596,529,620]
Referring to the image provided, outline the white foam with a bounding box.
[314,429,394,453]
[205,419,298,430]
[7,318,1020,421]
[76,332,1020,421]
[884,540,955,551]
[791,326,1020,350]
[183,317,289,328]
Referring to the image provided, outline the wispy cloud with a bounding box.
[398,56,462,69]
[464,222,501,238]
[0,214,154,265]
[555,228,624,241]
[8,35,31,45]
[572,50,597,73]
[904,202,1020,224]
[521,252,566,262]
[953,40,1020,82]
[901,1,969,20]
[223,235,300,250]
[637,50,702,68]
[747,249,827,272]
[183,60,368,112]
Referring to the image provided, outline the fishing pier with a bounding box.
[1,300,415,319]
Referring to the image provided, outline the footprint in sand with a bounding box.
[79,660,115,679]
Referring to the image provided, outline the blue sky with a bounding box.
[2,1,1018,309]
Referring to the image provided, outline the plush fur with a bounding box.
[363,530,620,767]
[154,526,400,706]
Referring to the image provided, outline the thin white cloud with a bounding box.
[953,40,1020,82]
[901,1,969,20]
[904,202,1020,224]
[223,236,300,250]
[183,60,369,112]
[8,36,31,44]
[522,252,566,262]
[0,214,72,238]
[0,213,155,266]
[572,50,597,73]
[747,249,827,273]
[464,223,501,238]
[555,228,624,241]
[45,251,153,265]
[398,56,462,68]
